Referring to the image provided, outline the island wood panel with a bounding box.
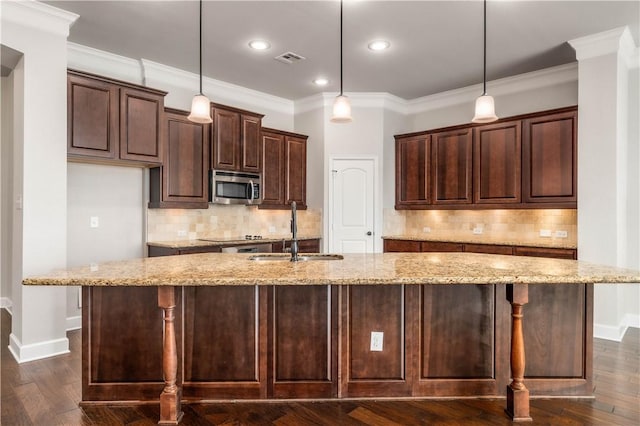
[473,120,522,205]
[182,286,267,399]
[521,284,593,396]
[341,285,411,397]
[82,287,172,401]
[431,128,473,205]
[414,284,509,396]
[269,285,338,398]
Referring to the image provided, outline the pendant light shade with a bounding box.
[330,0,352,123]
[472,0,498,124]
[188,0,212,124]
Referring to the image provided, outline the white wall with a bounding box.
[1,0,78,362]
[65,163,145,326]
[382,109,409,209]
[294,103,325,211]
[1,74,15,309]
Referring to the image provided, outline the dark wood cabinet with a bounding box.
[67,69,165,165]
[465,243,513,255]
[211,104,263,173]
[514,246,577,259]
[260,128,308,210]
[522,109,577,206]
[147,245,222,257]
[149,108,210,209]
[395,135,431,208]
[473,120,522,205]
[420,241,463,252]
[383,239,421,252]
[431,128,472,205]
[394,107,577,210]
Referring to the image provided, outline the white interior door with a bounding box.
[330,158,376,253]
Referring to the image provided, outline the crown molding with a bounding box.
[407,62,578,114]
[569,26,635,61]
[68,42,143,84]
[294,92,407,115]
[1,0,78,37]
[141,59,293,116]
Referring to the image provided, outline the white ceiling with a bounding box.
[44,1,639,100]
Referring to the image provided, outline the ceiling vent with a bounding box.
[274,51,306,64]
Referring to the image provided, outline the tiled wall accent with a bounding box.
[384,208,577,246]
[147,206,322,242]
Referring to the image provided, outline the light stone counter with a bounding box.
[147,235,321,249]
[22,252,639,287]
[383,235,577,249]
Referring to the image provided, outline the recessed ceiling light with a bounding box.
[249,40,270,50]
[313,78,329,86]
[368,40,390,51]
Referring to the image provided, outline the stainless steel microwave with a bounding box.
[209,170,262,205]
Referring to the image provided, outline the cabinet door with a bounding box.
[431,128,472,205]
[285,136,307,208]
[241,114,262,172]
[149,109,209,209]
[383,239,421,252]
[473,121,522,205]
[67,73,119,159]
[119,87,163,163]
[514,246,576,259]
[211,107,240,170]
[420,241,463,252]
[261,131,286,206]
[395,135,431,208]
[522,110,577,206]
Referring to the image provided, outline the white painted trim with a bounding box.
[1,0,79,37]
[141,59,293,116]
[66,315,81,331]
[0,297,12,310]
[594,315,640,342]
[68,42,144,84]
[8,333,70,364]
[622,313,640,329]
[295,92,408,115]
[569,26,633,61]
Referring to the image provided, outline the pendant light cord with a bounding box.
[339,0,344,96]
[482,0,487,96]
[199,0,203,95]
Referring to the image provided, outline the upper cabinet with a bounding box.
[260,128,308,210]
[473,120,522,205]
[149,108,210,209]
[394,106,577,210]
[395,135,431,208]
[211,104,263,173]
[67,69,165,165]
[522,110,577,206]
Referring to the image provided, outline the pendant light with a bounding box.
[472,0,498,123]
[330,0,352,123]
[188,0,212,123]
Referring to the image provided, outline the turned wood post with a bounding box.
[158,286,183,425]
[505,284,532,422]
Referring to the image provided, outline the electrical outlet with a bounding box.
[473,227,483,235]
[422,227,431,233]
[554,230,568,238]
[269,226,276,233]
[90,262,99,272]
[90,216,99,228]
[370,331,384,351]
[177,230,187,237]
[539,229,552,237]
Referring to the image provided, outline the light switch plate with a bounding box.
[554,230,568,238]
[422,227,431,233]
[473,227,483,235]
[90,216,99,228]
[539,229,552,237]
[370,331,383,351]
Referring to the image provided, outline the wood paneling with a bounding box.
[395,135,431,208]
[431,128,473,205]
[473,120,522,204]
[67,73,119,159]
[523,110,577,205]
[149,108,209,209]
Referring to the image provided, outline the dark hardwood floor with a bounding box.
[1,308,638,425]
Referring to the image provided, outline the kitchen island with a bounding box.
[23,252,640,424]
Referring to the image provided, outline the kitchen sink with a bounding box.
[248,254,344,261]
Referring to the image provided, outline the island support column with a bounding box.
[158,287,183,425]
[505,284,532,422]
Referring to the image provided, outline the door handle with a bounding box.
[366,231,372,236]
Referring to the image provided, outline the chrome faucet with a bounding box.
[290,201,299,262]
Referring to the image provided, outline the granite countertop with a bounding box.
[148,236,321,249]
[23,253,639,287]
[382,235,577,250]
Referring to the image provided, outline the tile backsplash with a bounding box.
[147,206,322,242]
[384,208,577,246]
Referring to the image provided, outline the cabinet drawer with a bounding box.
[464,244,513,255]
[420,242,463,252]
[514,246,576,259]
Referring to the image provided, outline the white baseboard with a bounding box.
[8,333,70,363]
[594,315,640,342]
[66,315,81,331]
